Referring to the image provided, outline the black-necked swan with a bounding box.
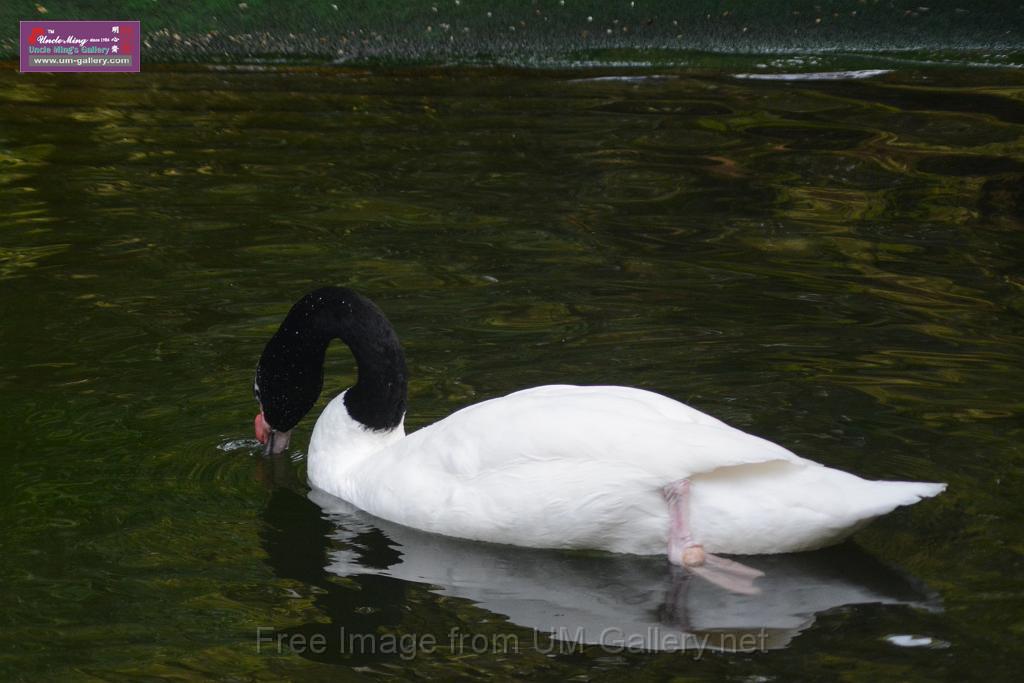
[252,287,945,592]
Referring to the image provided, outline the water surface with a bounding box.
[2,64,1024,680]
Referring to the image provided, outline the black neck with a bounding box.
[257,287,408,432]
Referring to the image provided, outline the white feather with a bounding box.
[307,384,945,555]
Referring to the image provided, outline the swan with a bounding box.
[252,287,945,592]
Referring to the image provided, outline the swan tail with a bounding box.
[856,479,946,518]
[689,462,946,554]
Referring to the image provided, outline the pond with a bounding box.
[2,64,1023,680]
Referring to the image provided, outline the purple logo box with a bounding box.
[20,20,140,72]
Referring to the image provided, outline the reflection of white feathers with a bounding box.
[312,490,940,652]
[308,384,944,555]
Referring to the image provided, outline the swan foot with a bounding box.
[681,543,706,567]
[663,479,763,595]
[688,556,763,595]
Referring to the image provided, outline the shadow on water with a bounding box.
[256,452,939,661]
[256,456,413,666]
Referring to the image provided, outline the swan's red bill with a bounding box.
[254,411,271,444]
[254,410,292,454]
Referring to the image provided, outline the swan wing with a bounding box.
[400,384,806,481]
[342,385,806,551]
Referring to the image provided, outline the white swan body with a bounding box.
[255,288,945,567]
[307,384,945,556]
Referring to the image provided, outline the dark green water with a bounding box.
[2,64,1024,680]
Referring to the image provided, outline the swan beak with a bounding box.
[254,411,292,455]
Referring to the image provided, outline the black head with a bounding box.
[254,287,408,450]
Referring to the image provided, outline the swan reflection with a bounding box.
[310,488,940,652]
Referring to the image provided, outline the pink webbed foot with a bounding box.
[663,479,764,595]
